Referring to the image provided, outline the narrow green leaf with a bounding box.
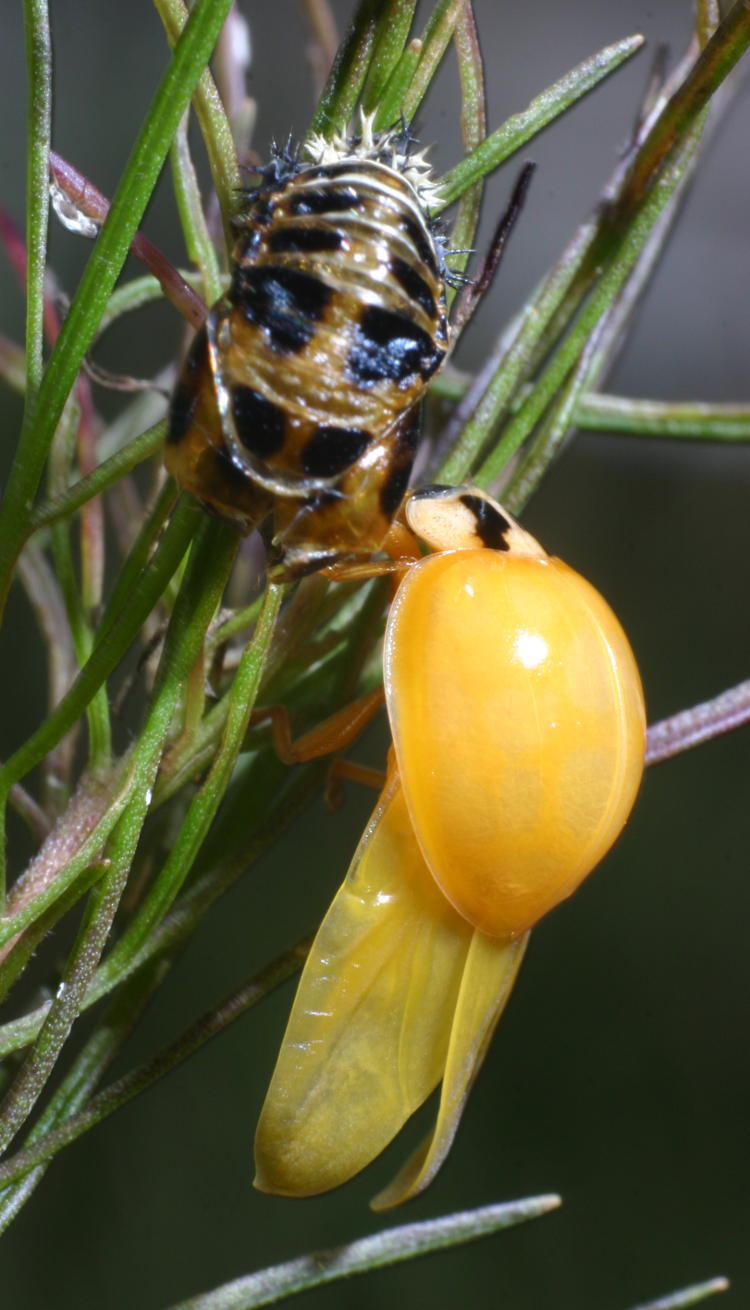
[401,0,464,123]
[0,936,311,1186]
[361,0,418,113]
[22,0,52,404]
[0,0,234,621]
[155,0,242,244]
[576,393,750,441]
[623,1276,729,1310]
[165,1197,562,1310]
[475,131,701,487]
[97,581,280,975]
[309,0,383,137]
[436,34,644,210]
[29,421,166,534]
[171,117,224,304]
[0,960,162,1231]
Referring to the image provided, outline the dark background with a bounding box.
[1,2,749,1307]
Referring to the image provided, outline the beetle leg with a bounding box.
[324,758,388,811]
[249,687,385,765]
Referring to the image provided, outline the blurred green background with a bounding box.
[1,1,749,1307]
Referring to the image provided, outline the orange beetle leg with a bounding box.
[324,758,388,811]
[319,511,423,591]
[250,687,385,765]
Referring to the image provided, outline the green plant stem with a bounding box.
[0,851,140,1153]
[0,580,385,1054]
[361,0,417,113]
[0,0,234,624]
[0,959,164,1232]
[401,0,464,123]
[47,402,113,770]
[171,116,224,304]
[165,1197,562,1310]
[609,0,750,230]
[625,1277,729,1310]
[22,0,51,407]
[372,42,422,132]
[0,760,326,1059]
[576,393,750,440]
[503,150,694,510]
[0,498,204,924]
[309,0,383,137]
[97,582,281,976]
[16,541,78,797]
[28,421,166,534]
[474,131,701,487]
[437,216,596,483]
[435,34,644,210]
[0,524,236,1137]
[444,1,486,292]
[0,493,192,854]
[696,0,722,47]
[0,936,311,1186]
[0,861,107,1005]
[96,273,200,337]
[0,522,236,1130]
[155,0,241,248]
[435,8,732,487]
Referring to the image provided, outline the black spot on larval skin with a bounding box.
[231,265,332,354]
[380,462,412,520]
[167,328,208,443]
[288,186,360,217]
[268,225,344,255]
[401,214,438,275]
[390,255,437,319]
[347,306,444,387]
[459,493,512,551]
[231,386,286,457]
[302,426,371,478]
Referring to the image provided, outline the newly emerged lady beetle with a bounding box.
[254,486,646,1207]
[165,117,449,578]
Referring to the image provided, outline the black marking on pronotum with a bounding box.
[412,484,453,499]
[268,225,345,255]
[459,493,513,551]
[347,306,444,387]
[167,328,207,443]
[231,386,286,457]
[231,266,332,354]
[302,426,371,479]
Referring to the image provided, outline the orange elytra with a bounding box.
[385,485,646,938]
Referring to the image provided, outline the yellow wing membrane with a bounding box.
[254,771,525,1203]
